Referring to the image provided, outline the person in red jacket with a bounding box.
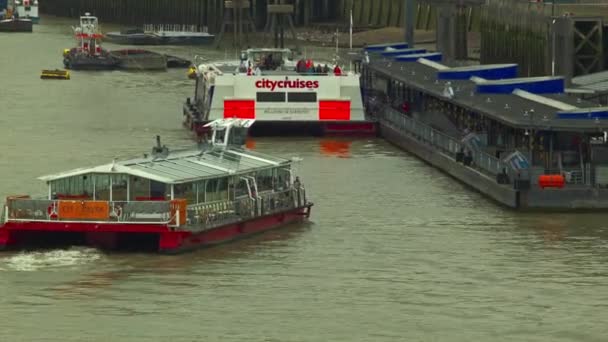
[333,64,342,76]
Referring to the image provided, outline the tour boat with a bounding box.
[14,0,38,23]
[0,119,313,253]
[63,13,118,70]
[183,48,376,138]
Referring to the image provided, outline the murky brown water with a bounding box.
[1,15,608,342]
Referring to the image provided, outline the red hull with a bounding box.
[0,206,312,254]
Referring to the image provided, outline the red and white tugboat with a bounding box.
[0,119,312,253]
[183,48,376,138]
[63,13,117,70]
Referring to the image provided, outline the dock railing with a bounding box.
[380,108,506,179]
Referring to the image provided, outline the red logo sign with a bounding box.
[255,78,319,91]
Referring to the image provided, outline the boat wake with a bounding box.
[1,248,102,271]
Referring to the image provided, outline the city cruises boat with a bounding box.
[105,25,214,46]
[63,13,118,70]
[14,0,38,23]
[361,42,608,210]
[0,119,313,253]
[183,47,376,138]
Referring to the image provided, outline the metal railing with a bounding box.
[143,24,208,33]
[185,187,308,231]
[380,107,506,178]
[4,199,173,224]
[544,168,585,185]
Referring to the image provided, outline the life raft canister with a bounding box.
[538,174,565,189]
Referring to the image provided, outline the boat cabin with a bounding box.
[4,119,303,227]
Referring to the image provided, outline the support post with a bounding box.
[405,0,416,47]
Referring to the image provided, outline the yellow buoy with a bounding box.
[62,49,71,58]
[41,69,70,80]
[187,66,197,79]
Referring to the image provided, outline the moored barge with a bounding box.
[0,119,312,253]
[183,48,376,139]
[361,42,608,210]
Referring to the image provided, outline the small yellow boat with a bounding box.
[41,69,70,80]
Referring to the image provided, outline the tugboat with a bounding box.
[63,13,118,70]
[105,24,215,46]
[0,119,313,253]
[14,0,38,23]
[0,2,32,32]
[183,47,376,139]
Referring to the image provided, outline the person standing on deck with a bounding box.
[333,64,342,76]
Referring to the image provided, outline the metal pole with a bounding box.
[552,19,556,76]
[405,0,415,47]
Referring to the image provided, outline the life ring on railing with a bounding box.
[111,206,122,218]
[47,203,58,219]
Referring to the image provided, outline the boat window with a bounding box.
[174,183,196,204]
[257,92,286,102]
[205,177,229,202]
[112,174,129,201]
[130,177,151,201]
[150,181,167,199]
[51,175,94,200]
[276,168,292,190]
[235,178,250,198]
[288,92,317,103]
[214,128,226,145]
[94,174,111,201]
[196,180,206,203]
[256,168,274,192]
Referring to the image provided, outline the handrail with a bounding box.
[380,107,506,178]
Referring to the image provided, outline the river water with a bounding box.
[1,16,608,342]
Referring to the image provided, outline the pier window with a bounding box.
[257,92,286,102]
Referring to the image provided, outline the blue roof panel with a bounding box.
[476,77,565,94]
[395,53,443,62]
[380,48,427,57]
[437,64,518,80]
[365,42,409,52]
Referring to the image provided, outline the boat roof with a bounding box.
[367,55,608,131]
[38,146,291,185]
